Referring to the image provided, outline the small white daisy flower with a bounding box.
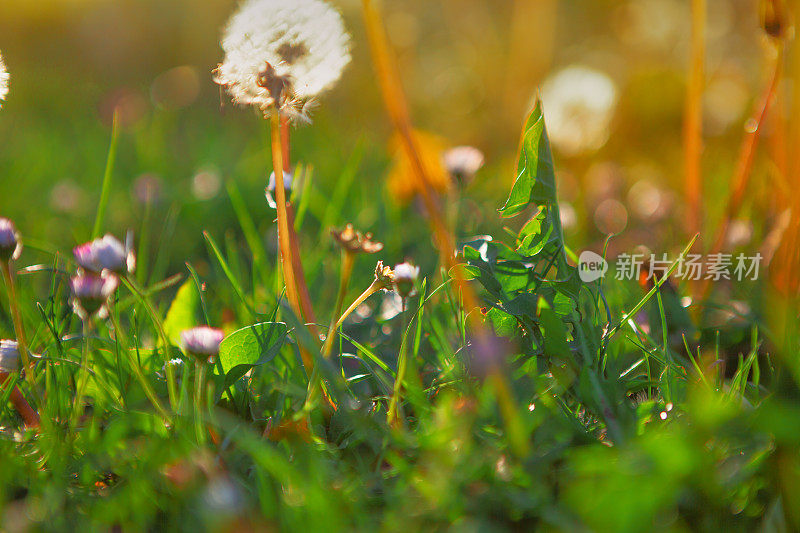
[73,234,135,274]
[0,52,9,108]
[214,0,351,121]
[443,146,485,186]
[266,170,293,209]
[70,273,119,319]
[181,327,225,359]
[393,262,420,298]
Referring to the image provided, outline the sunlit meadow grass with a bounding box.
[1,0,800,531]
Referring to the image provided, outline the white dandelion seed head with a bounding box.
[0,52,8,108]
[214,0,351,121]
[540,65,618,156]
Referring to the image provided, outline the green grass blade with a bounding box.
[92,109,120,239]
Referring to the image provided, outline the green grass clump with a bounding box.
[1,3,799,529]
[0,96,797,532]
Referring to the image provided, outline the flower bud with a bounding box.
[73,234,135,274]
[181,327,225,360]
[0,339,20,374]
[374,261,395,288]
[70,273,119,319]
[0,218,22,262]
[393,262,419,298]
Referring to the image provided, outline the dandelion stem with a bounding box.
[276,116,319,336]
[684,0,705,238]
[362,0,528,455]
[286,203,319,335]
[700,44,783,302]
[269,113,310,371]
[360,0,481,327]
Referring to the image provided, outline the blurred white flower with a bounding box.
[0,52,9,108]
[541,66,618,156]
[0,340,19,374]
[74,234,135,275]
[393,262,419,298]
[266,170,293,209]
[70,273,119,319]
[181,327,225,359]
[443,146,484,186]
[214,0,351,121]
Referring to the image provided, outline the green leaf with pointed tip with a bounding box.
[217,322,288,376]
[163,280,198,346]
[500,100,557,218]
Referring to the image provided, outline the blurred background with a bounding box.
[0,0,786,307]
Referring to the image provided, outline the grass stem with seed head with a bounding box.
[302,277,385,415]
[361,0,527,455]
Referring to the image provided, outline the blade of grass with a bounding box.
[203,231,257,319]
[92,109,120,239]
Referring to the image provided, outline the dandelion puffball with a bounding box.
[214,0,351,120]
[540,65,618,156]
[0,52,8,108]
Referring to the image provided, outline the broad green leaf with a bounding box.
[163,280,198,346]
[218,322,288,375]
